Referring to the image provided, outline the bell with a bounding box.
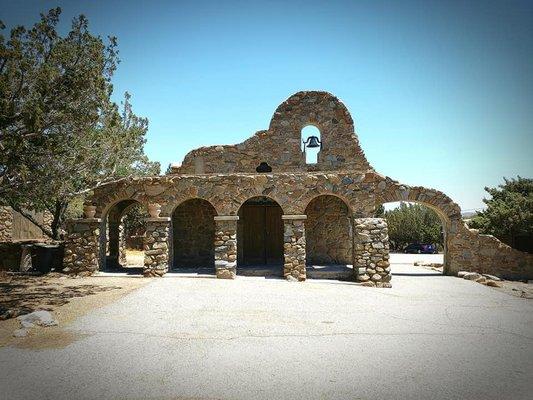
[304,135,321,148]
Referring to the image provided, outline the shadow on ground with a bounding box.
[0,274,121,320]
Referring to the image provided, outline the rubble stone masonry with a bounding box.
[214,216,238,279]
[354,218,391,287]
[143,218,171,277]
[62,91,531,282]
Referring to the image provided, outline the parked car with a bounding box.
[403,243,437,254]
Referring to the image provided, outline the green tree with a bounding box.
[470,177,532,251]
[383,202,443,251]
[122,203,149,244]
[0,8,159,239]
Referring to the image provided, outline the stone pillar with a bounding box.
[143,217,170,277]
[354,217,391,287]
[214,215,238,279]
[282,215,307,281]
[63,218,101,276]
[118,223,127,266]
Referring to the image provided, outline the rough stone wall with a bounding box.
[76,91,532,281]
[85,169,533,281]
[354,218,391,287]
[143,218,170,277]
[171,91,372,175]
[373,176,532,279]
[0,206,13,242]
[63,219,101,276]
[90,172,377,218]
[305,195,352,265]
[283,217,307,280]
[172,199,216,267]
[214,218,237,279]
[448,222,533,280]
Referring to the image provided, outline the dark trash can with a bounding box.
[32,243,64,273]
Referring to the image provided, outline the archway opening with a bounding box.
[305,195,352,267]
[301,125,321,164]
[377,201,446,275]
[100,200,147,274]
[237,196,284,270]
[172,199,217,268]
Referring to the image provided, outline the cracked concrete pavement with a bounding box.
[1,254,532,399]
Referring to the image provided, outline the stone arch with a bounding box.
[231,190,287,216]
[374,180,462,226]
[269,91,355,132]
[237,196,284,267]
[305,194,353,266]
[171,198,218,268]
[374,179,463,274]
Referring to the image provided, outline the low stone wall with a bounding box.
[214,217,238,279]
[143,218,170,277]
[283,216,307,281]
[448,223,533,280]
[63,219,101,276]
[354,218,391,287]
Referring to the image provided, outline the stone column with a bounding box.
[214,215,238,279]
[63,218,101,276]
[118,223,127,266]
[143,217,171,277]
[354,217,391,287]
[282,215,307,281]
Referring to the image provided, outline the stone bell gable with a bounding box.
[170,91,373,174]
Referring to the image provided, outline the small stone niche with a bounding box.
[256,162,272,173]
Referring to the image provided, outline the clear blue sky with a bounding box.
[3,0,532,211]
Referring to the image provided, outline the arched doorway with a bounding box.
[237,196,284,268]
[172,198,217,268]
[100,199,147,273]
[305,195,352,265]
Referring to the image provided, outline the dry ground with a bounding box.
[0,273,148,349]
[1,263,532,400]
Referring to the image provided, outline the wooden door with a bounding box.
[241,204,283,266]
[265,205,283,265]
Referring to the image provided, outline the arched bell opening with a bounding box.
[301,125,321,165]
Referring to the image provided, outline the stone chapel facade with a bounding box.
[62,91,532,284]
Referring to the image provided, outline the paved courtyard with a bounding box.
[1,254,532,400]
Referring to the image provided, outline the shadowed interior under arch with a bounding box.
[172,198,217,268]
[305,195,352,265]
